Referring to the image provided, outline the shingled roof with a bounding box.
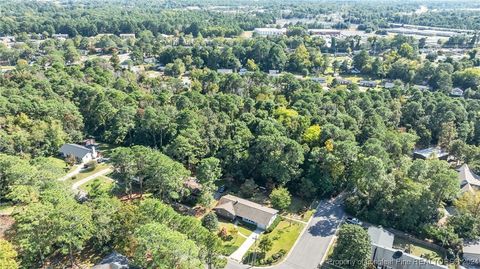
[214,194,278,228]
[458,164,480,190]
[59,143,93,159]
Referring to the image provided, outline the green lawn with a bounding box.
[218,220,255,255]
[393,237,445,260]
[79,176,114,193]
[69,163,110,185]
[244,218,305,265]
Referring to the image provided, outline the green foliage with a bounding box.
[0,239,19,269]
[202,212,219,232]
[239,179,256,198]
[133,222,202,268]
[331,224,371,269]
[269,187,292,211]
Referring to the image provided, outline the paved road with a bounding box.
[226,196,345,269]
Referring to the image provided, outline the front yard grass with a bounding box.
[244,218,305,266]
[218,220,255,255]
[69,163,110,185]
[393,237,444,260]
[79,176,114,193]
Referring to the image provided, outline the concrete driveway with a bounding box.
[230,228,263,262]
[226,195,345,269]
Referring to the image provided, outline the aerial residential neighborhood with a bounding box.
[0,0,480,269]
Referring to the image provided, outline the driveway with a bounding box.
[57,165,82,181]
[226,195,345,269]
[230,228,263,262]
[71,167,113,192]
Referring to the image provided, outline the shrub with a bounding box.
[266,216,281,233]
[271,249,287,262]
[201,212,219,232]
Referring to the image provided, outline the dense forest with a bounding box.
[1,0,480,268]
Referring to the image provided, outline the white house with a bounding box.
[59,144,98,164]
[214,194,278,230]
[253,28,287,37]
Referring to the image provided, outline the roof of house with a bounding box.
[372,244,448,269]
[214,194,278,227]
[368,226,394,248]
[413,147,449,159]
[59,143,93,159]
[92,251,129,269]
[458,164,480,189]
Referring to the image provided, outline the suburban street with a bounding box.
[226,196,345,269]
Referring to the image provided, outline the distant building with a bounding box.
[308,29,341,37]
[450,88,464,97]
[414,85,431,91]
[52,34,69,39]
[268,70,280,76]
[239,68,248,75]
[253,28,287,37]
[311,77,327,83]
[144,57,156,64]
[413,147,449,160]
[217,68,233,74]
[336,78,352,85]
[59,144,98,164]
[214,194,278,230]
[359,80,377,87]
[384,82,396,89]
[119,33,136,39]
[369,227,448,269]
[350,68,361,74]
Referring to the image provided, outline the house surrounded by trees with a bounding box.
[59,143,98,164]
[214,194,278,230]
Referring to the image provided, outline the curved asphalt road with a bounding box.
[226,196,345,269]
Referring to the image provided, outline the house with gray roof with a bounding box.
[450,88,464,97]
[368,227,448,269]
[59,143,98,164]
[93,251,129,269]
[214,194,278,230]
[413,147,449,160]
[359,80,378,87]
[458,164,480,193]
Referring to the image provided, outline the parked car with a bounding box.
[346,217,362,226]
[217,185,226,193]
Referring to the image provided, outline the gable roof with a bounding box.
[368,226,394,248]
[59,144,92,159]
[214,194,278,227]
[413,147,449,159]
[372,244,448,269]
[458,164,480,189]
